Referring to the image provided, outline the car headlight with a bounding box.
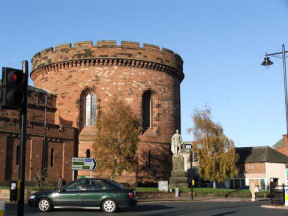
[29,195,36,199]
[51,192,60,198]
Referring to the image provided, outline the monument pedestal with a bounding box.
[169,155,188,188]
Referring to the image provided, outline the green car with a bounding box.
[28,178,137,213]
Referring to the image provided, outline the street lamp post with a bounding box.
[262,44,288,136]
[43,94,48,174]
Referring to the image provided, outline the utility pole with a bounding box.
[190,149,194,200]
[41,94,48,175]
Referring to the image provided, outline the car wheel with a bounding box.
[38,198,52,212]
[102,199,117,213]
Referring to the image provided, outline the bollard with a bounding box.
[285,186,288,206]
[0,200,5,216]
[175,188,179,197]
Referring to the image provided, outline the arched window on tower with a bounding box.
[85,93,97,126]
[142,90,152,132]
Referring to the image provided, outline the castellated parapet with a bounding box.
[31,40,184,82]
[30,40,184,184]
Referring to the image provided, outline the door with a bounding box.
[53,180,86,207]
[80,180,115,207]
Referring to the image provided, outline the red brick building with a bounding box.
[274,135,288,156]
[0,40,184,185]
[0,86,78,183]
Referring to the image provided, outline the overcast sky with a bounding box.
[1,0,288,147]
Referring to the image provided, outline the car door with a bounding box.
[80,180,115,207]
[53,180,86,207]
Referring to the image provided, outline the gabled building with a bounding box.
[230,146,288,190]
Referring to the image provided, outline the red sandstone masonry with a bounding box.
[31,40,184,81]
[0,85,78,182]
[30,40,184,183]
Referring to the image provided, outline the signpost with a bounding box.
[185,144,194,200]
[72,157,97,171]
[285,186,288,206]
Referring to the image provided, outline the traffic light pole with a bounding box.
[17,60,28,216]
[190,149,193,200]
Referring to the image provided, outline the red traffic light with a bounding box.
[8,70,24,86]
[1,67,27,110]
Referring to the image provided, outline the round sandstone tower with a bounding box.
[31,40,184,184]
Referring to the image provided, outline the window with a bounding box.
[50,148,54,167]
[85,93,97,126]
[248,163,254,170]
[147,150,152,168]
[260,179,265,190]
[64,180,87,192]
[86,149,90,158]
[142,90,152,131]
[16,145,20,165]
[88,180,113,191]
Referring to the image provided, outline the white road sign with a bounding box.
[72,157,97,171]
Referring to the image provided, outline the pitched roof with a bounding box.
[236,146,288,164]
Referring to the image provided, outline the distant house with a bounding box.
[230,146,288,190]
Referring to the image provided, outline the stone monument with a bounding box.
[169,130,189,188]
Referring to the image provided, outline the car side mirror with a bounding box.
[60,188,66,192]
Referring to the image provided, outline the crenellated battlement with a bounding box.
[31,40,184,81]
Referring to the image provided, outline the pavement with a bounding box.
[139,197,288,210]
[261,204,288,209]
[3,197,288,211]
[139,197,261,202]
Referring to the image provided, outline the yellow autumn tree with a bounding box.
[93,99,141,179]
[189,107,238,188]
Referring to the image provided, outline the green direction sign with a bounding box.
[72,157,97,171]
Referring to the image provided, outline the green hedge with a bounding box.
[137,187,269,198]
[136,187,159,192]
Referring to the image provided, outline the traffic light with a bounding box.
[1,67,27,110]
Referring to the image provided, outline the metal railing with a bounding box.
[270,183,285,205]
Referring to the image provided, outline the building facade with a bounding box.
[0,40,184,185]
[230,146,288,190]
[0,86,78,183]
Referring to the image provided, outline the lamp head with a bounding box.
[261,56,273,66]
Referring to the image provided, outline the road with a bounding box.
[5,200,288,216]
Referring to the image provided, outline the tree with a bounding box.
[189,107,238,188]
[93,99,141,180]
[34,167,48,189]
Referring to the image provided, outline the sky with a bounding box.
[1,0,288,147]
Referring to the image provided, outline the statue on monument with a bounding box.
[171,129,183,156]
[169,129,188,188]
